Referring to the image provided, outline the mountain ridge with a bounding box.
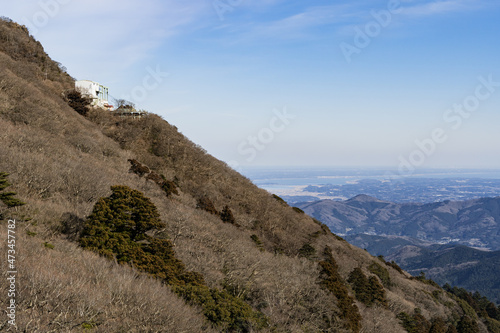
[302,195,500,305]
[298,195,500,250]
[387,243,500,305]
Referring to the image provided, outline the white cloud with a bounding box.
[2,1,210,77]
[227,4,356,41]
[233,0,497,42]
[399,0,489,17]
[269,5,352,30]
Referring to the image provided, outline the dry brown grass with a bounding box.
[0,225,214,332]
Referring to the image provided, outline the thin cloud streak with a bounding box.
[399,0,483,17]
[213,0,493,43]
[3,1,210,74]
[262,4,354,32]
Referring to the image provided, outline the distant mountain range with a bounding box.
[302,177,500,203]
[389,244,500,293]
[343,234,434,256]
[298,195,500,304]
[345,234,500,304]
[297,194,500,250]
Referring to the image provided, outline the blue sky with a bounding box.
[3,0,500,170]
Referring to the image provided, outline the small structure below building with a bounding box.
[75,80,113,110]
[114,104,146,119]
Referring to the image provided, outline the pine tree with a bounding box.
[412,311,431,333]
[456,315,479,333]
[348,267,372,305]
[196,196,219,215]
[348,267,388,307]
[430,318,448,333]
[0,172,25,208]
[486,302,499,320]
[446,324,458,333]
[79,185,165,252]
[66,89,91,116]
[220,205,236,224]
[368,276,388,307]
[319,247,361,333]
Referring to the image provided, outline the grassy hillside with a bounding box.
[0,17,498,332]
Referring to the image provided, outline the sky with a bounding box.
[2,0,500,171]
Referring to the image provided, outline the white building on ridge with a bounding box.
[75,80,112,109]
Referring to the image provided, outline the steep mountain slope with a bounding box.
[0,17,497,332]
[298,195,500,250]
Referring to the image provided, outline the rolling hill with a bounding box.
[344,234,500,305]
[387,244,500,305]
[299,195,500,306]
[297,194,500,250]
